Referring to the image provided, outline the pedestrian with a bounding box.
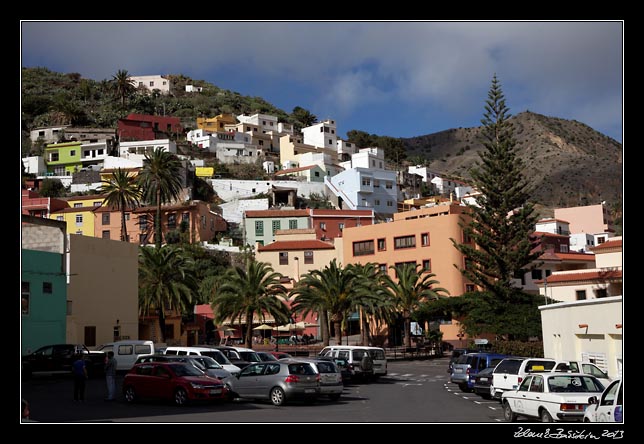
[104,351,117,401]
[72,354,88,401]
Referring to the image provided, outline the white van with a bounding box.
[319,346,387,379]
[164,346,241,375]
[96,340,155,371]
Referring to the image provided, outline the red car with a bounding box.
[123,362,228,406]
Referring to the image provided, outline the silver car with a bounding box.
[226,361,320,406]
[291,358,343,401]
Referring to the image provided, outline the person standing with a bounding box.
[72,354,88,401]
[104,351,117,401]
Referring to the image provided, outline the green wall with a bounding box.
[21,249,67,355]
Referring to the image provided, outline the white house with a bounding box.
[237,113,279,134]
[325,168,399,217]
[535,218,571,236]
[119,139,177,163]
[185,84,203,93]
[337,139,358,162]
[29,126,69,144]
[130,75,171,94]
[302,119,337,150]
[407,165,441,183]
[340,147,386,170]
[22,156,46,176]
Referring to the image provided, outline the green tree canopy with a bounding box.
[39,178,66,197]
[100,168,141,241]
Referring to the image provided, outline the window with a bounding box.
[379,264,388,273]
[462,231,472,244]
[102,230,110,239]
[139,215,148,231]
[465,284,476,293]
[576,290,587,300]
[38,130,45,137]
[375,199,380,206]
[149,81,154,87]
[182,212,190,223]
[164,324,175,339]
[387,201,393,207]
[353,240,375,256]
[22,282,29,315]
[595,288,608,298]
[314,171,320,177]
[394,262,417,277]
[373,180,380,188]
[597,237,606,244]
[125,213,130,221]
[75,214,83,225]
[279,252,288,265]
[255,221,264,236]
[320,222,326,231]
[338,223,344,231]
[74,203,83,208]
[93,201,102,207]
[289,220,298,229]
[362,178,371,186]
[560,245,569,253]
[422,259,431,271]
[201,215,206,228]
[464,257,474,271]
[113,325,121,342]
[167,214,176,229]
[43,282,53,294]
[531,269,543,280]
[70,150,76,156]
[67,300,72,316]
[50,152,59,162]
[304,250,314,264]
[394,235,416,249]
[421,232,430,246]
[272,220,281,234]
[385,181,393,189]
[138,82,143,87]
[102,213,110,225]
[56,216,63,221]
[162,81,167,86]
[377,238,386,251]
[329,139,333,145]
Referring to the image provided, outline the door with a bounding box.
[523,375,545,418]
[150,365,174,400]
[236,363,265,397]
[596,380,622,422]
[510,376,532,416]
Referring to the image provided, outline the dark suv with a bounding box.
[450,352,507,392]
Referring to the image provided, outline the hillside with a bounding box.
[402,111,623,215]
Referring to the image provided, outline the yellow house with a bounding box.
[50,195,106,237]
[255,229,341,282]
[197,114,237,132]
[279,134,338,167]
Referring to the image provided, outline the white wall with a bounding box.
[103,156,143,169]
[23,156,46,175]
[326,168,398,214]
[569,233,595,252]
[540,296,622,379]
[119,139,177,157]
[209,179,326,202]
[130,75,170,93]
[302,120,337,149]
[219,198,269,224]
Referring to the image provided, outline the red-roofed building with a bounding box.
[310,209,374,240]
[21,189,69,218]
[117,113,183,142]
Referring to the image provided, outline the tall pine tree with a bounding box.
[452,75,539,303]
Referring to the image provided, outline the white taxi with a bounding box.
[583,378,622,422]
[502,373,605,422]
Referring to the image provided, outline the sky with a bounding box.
[21,21,623,142]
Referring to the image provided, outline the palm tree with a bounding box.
[138,147,184,249]
[381,263,449,348]
[211,260,290,348]
[291,259,358,346]
[111,69,136,109]
[100,168,141,242]
[139,246,197,343]
[348,262,395,346]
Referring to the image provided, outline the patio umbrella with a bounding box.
[253,323,274,340]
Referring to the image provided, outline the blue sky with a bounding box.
[21,21,623,142]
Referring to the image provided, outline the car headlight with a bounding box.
[190,382,205,389]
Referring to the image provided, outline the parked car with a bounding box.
[163,346,241,375]
[318,346,387,379]
[490,357,558,399]
[269,351,293,360]
[256,352,279,362]
[135,354,233,382]
[450,352,507,392]
[122,362,228,406]
[583,378,623,422]
[554,361,612,386]
[447,348,478,374]
[231,347,262,364]
[472,367,495,399]
[207,346,253,369]
[502,373,605,422]
[226,361,320,406]
[22,344,106,378]
[287,358,343,401]
[96,340,155,371]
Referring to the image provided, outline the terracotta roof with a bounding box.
[311,209,373,217]
[245,210,309,218]
[257,240,335,251]
[51,205,101,214]
[592,239,622,251]
[555,253,596,261]
[93,205,137,213]
[536,269,622,284]
[63,194,107,201]
[274,165,316,175]
[534,231,569,238]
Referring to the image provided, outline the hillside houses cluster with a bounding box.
[21,91,622,378]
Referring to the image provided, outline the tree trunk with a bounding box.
[120,206,128,242]
[245,310,254,349]
[360,309,369,346]
[158,308,166,343]
[319,310,329,346]
[333,317,343,346]
[155,188,162,248]
[404,316,412,348]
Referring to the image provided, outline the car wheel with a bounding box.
[583,417,591,423]
[329,393,341,402]
[480,393,492,400]
[124,386,136,403]
[270,387,285,406]
[174,388,189,406]
[503,402,517,422]
[540,409,554,422]
[225,383,236,400]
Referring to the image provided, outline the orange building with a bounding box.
[342,201,477,346]
[94,200,227,245]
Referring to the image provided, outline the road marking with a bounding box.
[401,373,413,377]
[474,401,498,405]
[402,383,422,387]
[488,406,498,411]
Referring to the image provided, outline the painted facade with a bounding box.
[66,234,139,347]
[341,202,476,344]
[50,195,106,237]
[310,209,374,241]
[118,113,182,142]
[196,114,237,132]
[279,134,338,167]
[325,167,399,217]
[302,119,337,149]
[21,189,68,218]
[130,75,171,94]
[540,296,622,379]
[45,141,82,176]
[554,203,615,235]
[243,209,310,247]
[119,139,177,164]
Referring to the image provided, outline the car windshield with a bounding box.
[202,351,232,365]
[239,351,261,362]
[288,363,317,375]
[172,364,206,377]
[197,356,223,369]
[314,361,337,373]
[548,375,605,393]
[368,349,385,360]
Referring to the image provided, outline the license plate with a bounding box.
[479,377,488,382]
[210,389,222,395]
[455,368,462,373]
[304,389,315,394]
